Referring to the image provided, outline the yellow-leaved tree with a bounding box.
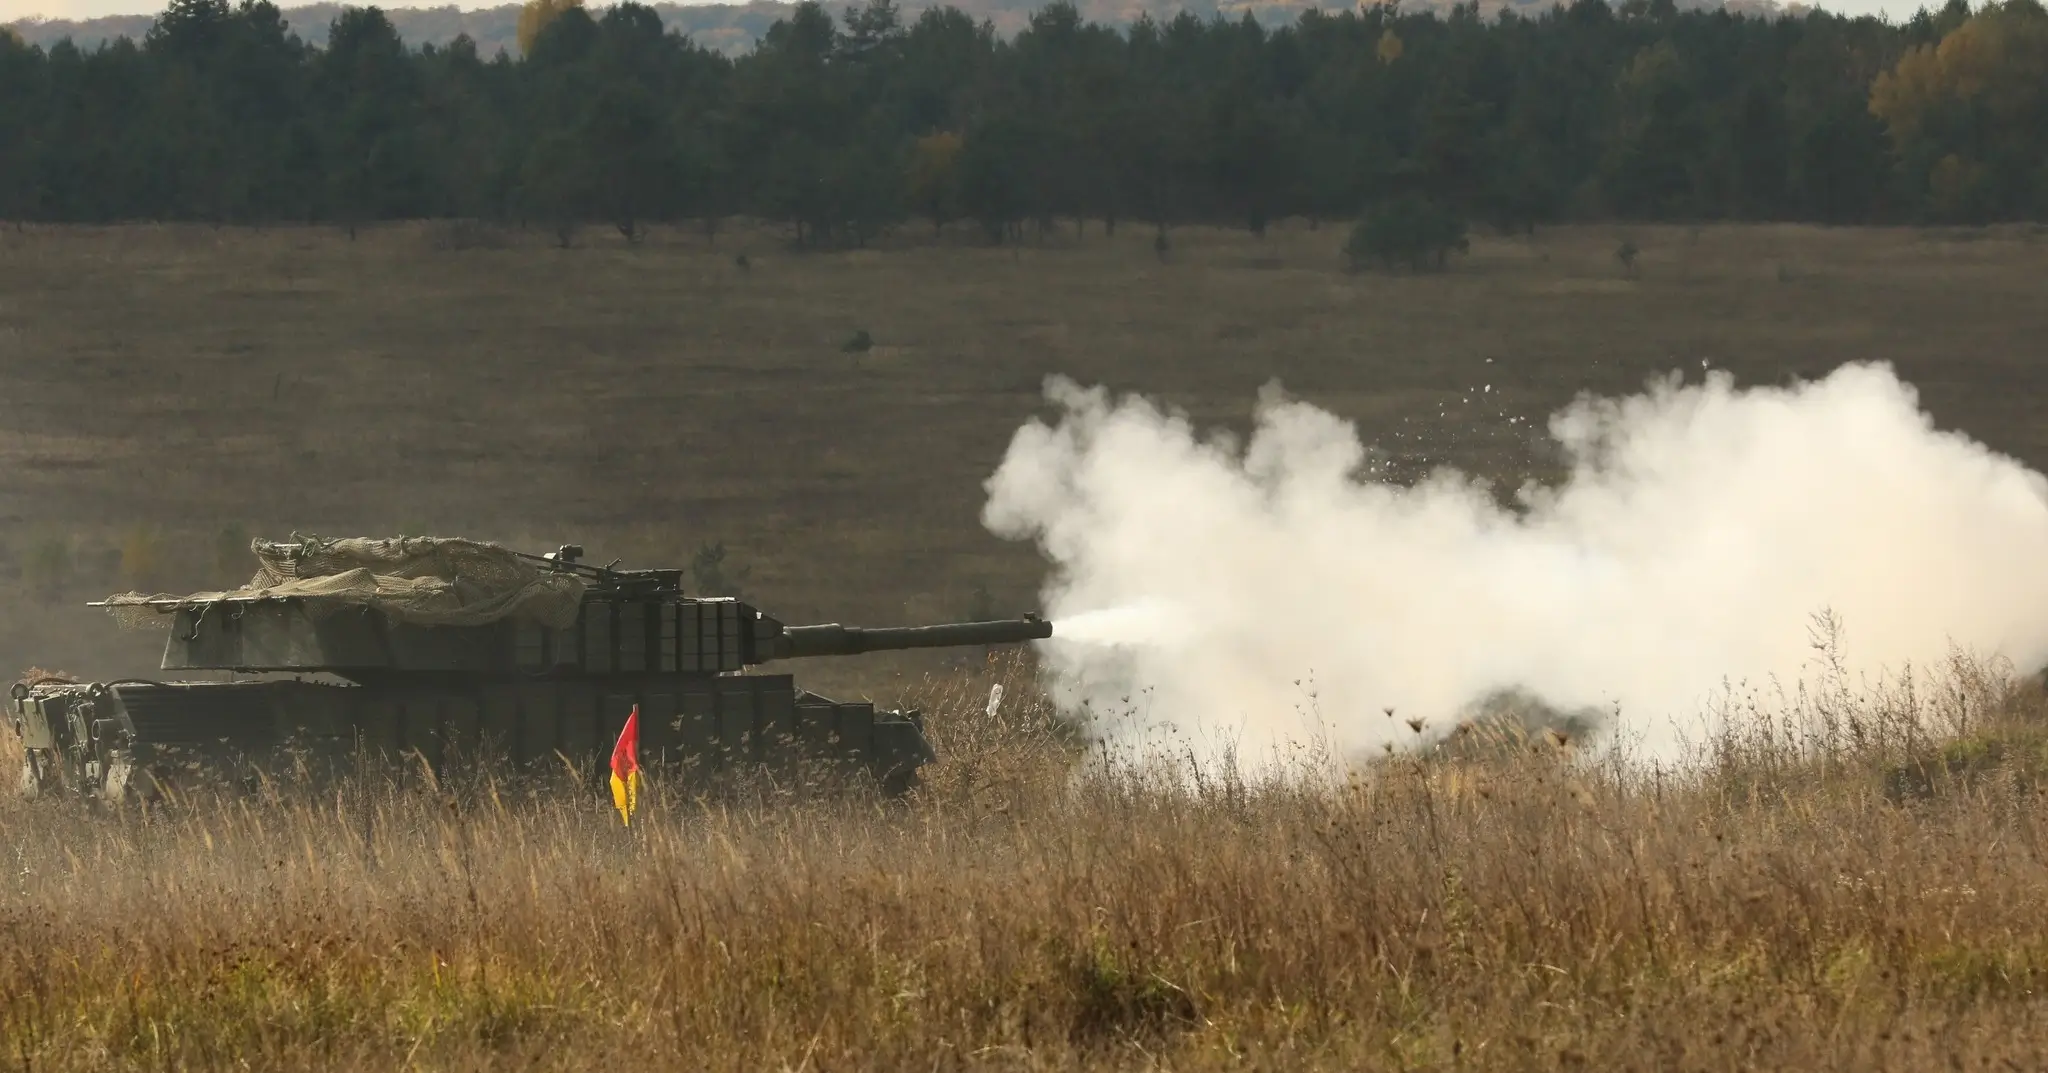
[1376,28,1403,65]
[1868,0,2048,216]
[517,0,583,56]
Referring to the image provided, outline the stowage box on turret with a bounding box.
[9,535,1051,802]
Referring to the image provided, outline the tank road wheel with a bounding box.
[16,750,53,799]
[100,752,137,806]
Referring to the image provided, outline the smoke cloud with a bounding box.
[982,363,2048,765]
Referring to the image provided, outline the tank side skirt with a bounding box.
[31,672,931,799]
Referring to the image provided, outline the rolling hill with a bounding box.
[8,0,1805,57]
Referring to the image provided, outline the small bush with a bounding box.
[690,541,751,598]
[1345,196,1470,272]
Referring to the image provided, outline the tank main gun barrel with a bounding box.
[764,614,1051,660]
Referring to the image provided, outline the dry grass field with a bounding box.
[5,649,2048,1071]
[5,220,2048,1070]
[1,219,2046,696]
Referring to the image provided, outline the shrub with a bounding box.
[690,541,751,598]
[1345,196,1470,272]
[1617,239,1641,277]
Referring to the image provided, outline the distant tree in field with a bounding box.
[320,6,429,235]
[0,28,38,223]
[690,542,750,599]
[958,117,1034,242]
[519,128,594,246]
[1600,41,1708,219]
[146,0,233,56]
[825,139,904,247]
[1726,83,1790,219]
[1474,131,1562,235]
[906,131,963,234]
[727,1,861,246]
[516,0,582,56]
[1778,22,1893,223]
[583,82,682,242]
[1104,71,1188,235]
[837,0,905,65]
[1209,98,1298,237]
[523,1,596,66]
[1346,196,1469,272]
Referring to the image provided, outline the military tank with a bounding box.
[8,535,1051,803]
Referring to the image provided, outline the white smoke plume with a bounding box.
[981,363,2048,765]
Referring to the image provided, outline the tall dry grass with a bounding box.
[4,646,2048,1071]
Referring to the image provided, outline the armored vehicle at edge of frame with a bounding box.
[8,535,1052,803]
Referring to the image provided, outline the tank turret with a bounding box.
[11,535,1051,802]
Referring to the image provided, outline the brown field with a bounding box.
[1,219,2046,695]
[4,220,2048,1069]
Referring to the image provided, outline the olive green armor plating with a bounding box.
[9,538,1050,803]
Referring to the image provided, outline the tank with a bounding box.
[8,535,1051,803]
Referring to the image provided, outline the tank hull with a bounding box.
[15,536,1047,804]
[11,673,933,803]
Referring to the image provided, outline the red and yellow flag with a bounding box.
[610,705,641,826]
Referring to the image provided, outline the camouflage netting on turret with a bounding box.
[100,535,588,630]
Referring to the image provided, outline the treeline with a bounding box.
[0,0,2044,242]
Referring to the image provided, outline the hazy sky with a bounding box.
[3,0,1924,23]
